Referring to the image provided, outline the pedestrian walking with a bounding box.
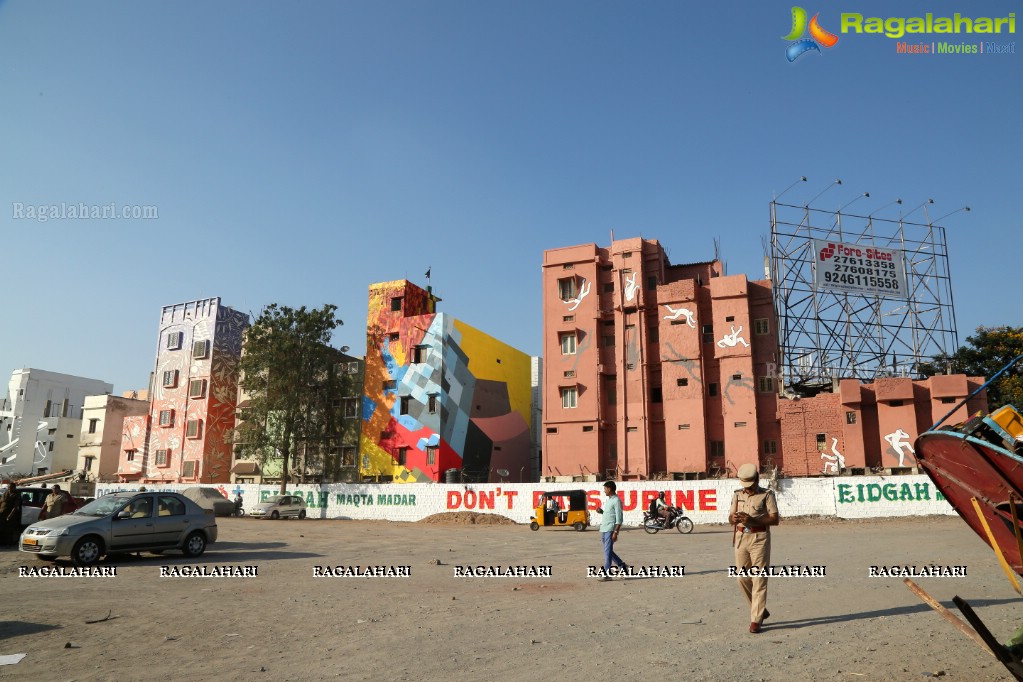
[0,481,23,546]
[729,463,779,633]
[595,481,629,580]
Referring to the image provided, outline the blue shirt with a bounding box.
[600,494,623,532]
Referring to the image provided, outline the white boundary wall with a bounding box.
[95,475,955,525]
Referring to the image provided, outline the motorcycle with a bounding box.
[642,509,693,534]
[232,505,246,517]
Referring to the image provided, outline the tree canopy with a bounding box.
[927,326,1023,409]
[234,304,350,492]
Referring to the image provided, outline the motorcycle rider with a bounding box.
[653,491,673,527]
[234,493,244,516]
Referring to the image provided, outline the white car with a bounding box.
[250,495,307,520]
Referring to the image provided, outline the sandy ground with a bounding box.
[1,516,1021,682]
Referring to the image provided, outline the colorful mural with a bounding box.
[362,280,533,483]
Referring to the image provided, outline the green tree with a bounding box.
[929,326,1023,408]
[234,304,350,493]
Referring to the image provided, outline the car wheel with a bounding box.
[72,536,104,567]
[529,521,539,531]
[270,510,280,520]
[182,531,207,558]
[298,509,306,520]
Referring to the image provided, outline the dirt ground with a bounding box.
[1,516,1021,682]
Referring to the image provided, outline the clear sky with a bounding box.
[1,0,1018,393]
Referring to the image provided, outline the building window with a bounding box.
[583,425,594,432]
[764,440,778,455]
[166,332,182,350]
[560,333,577,355]
[732,373,742,380]
[344,398,359,419]
[563,371,576,378]
[426,446,437,465]
[546,427,558,434]
[182,461,196,478]
[189,379,207,399]
[708,383,718,397]
[651,387,663,403]
[562,263,575,270]
[678,424,690,430]
[88,419,99,434]
[754,318,770,335]
[846,411,857,424]
[557,277,578,301]
[126,450,136,462]
[602,334,615,348]
[397,447,408,466]
[348,361,360,374]
[758,376,775,393]
[155,449,169,466]
[735,422,747,428]
[399,396,412,415]
[48,442,54,452]
[158,409,174,427]
[192,340,209,359]
[388,332,400,343]
[391,297,403,312]
[725,315,735,322]
[626,426,638,433]
[563,315,575,322]
[603,320,615,327]
[162,370,178,388]
[626,363,635,370]
[890,400,904,407]
[647,275,657,290]
[940,397,956,404]
[341,447,356,466]
[428,395,438,414]
[606,381,617,406]
[816,433,827,452]
[622,252,632,259]
[412,345,428,363]
[37,468,47,475]
[602,282,614,293]
[84,457,94,472]
[561,387,578,409]
[382,380,396,392]
[677,378,689,387]
[701,325,714,344]
[709,441,725,457]
[186,420,202,439]
[600,264,613,271]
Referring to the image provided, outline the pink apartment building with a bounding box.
[542,238,780,480]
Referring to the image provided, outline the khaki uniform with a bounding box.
[730,486,779,625]
[43,492,68,519]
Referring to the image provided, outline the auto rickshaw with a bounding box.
[529,490,590,531]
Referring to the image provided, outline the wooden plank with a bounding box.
[902,578,995,658]
[971,496,1022,594]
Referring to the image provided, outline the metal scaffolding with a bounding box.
[770,199,959,391]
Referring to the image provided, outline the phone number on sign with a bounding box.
[823,272,901,289]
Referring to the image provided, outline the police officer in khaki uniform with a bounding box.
[728,462,779,634]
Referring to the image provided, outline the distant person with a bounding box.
[234,493,244,515]
[729,463,780,634]
[0,481,23,546]
[653,491,672,527]
[595,481,628,580]
[41,484,69,520]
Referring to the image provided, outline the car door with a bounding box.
[109,495,156,549]
[152,495,190,547]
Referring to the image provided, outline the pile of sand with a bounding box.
[418,511,518,525]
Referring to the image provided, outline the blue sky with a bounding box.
[1,0,1018,393]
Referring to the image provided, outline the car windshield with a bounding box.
[74,495,132,517]
[264,496,283,504]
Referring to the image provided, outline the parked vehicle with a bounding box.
[529,490,590,531]
[19,491,217,566]
[181,487,236,517]
[642,509,694,534]
[250,495,307,520]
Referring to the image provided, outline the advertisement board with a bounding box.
[812,239,907,297]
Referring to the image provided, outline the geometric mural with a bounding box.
[361,280,533,483]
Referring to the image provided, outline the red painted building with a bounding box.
[118,298,248,484]
[542,238,780,479]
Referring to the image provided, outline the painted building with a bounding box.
[117,298,248,484]
[77,394,149,482]
[231,352,365,484]
[542,238,780,480]
[361,280,534,483]
[0,369,112,479]
[779,374,988,476]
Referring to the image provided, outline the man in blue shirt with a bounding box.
[596,481,628,580]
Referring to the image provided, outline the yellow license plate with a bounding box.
[22,538,38,546]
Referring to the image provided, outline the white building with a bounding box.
[0,369,112,478]
[77,394,149,482]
